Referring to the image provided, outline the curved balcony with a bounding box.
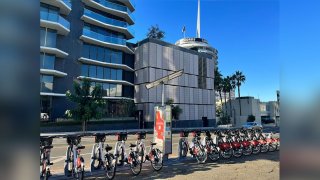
[82,0,134,25]
[78,57,134,72]
[40,46,68,58]
[40,11,70,35]
[80,29,134,54]
[40,0,71,15]
[81,9,134,39]
[40,92,66,97]
[118,0,135,12]
[40,69,68,77]
[77,76,134,86]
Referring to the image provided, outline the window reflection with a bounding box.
[40,27,57,47]
[82,43,123,63]
[109,84,116,97]
[40,53,55,69]
[40,75,53,92]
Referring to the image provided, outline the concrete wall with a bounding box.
[134,39,216,127]
[225,97,262,127]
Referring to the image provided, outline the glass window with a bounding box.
[97,47,104,61]
[90,46,97,60]
[97,66,103,79]
[111,52,118,64]
[40,54,55,69]
[111,69,117,80]
[104,68,110,79]
[103,83,109,97]
[41,75,53,92]
[81,64,88,76]
[116,84,122,96]
[82,44,90,58]
[109,84,116,97]
[45,29,57,47]
[104,49,111,63]
[116,69,122,80]
[40,27,46,46]
[89,65,96,78]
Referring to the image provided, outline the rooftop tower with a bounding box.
[175,0,218,60]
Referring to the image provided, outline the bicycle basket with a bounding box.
[117,133,127,141]
[180,131,189,137]
[138,132,146,139]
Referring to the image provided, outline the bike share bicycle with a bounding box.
[214,130,233,159]
[90,133,116,179]
[135,131,163,171]
[189,130,207,163]
[179,130,190,158]
[40,136,54,180]
[204,130,220,161]
[64,135,85,180]
[114,132,142,176]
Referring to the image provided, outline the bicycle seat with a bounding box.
[105,145,112,151]
[77,145,85,150]
[129,143,137,148]
[150,142,157,146]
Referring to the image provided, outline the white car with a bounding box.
[242,122,262,129]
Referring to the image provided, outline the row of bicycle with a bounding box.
[40,127,280,180]
[178,127,280,163]
[40,131,163,180]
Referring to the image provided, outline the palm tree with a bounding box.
[146,25,165,40]
[234,71,246,116]
[222,77,231,116]
[214,68,223,114]
[230,75,237,123]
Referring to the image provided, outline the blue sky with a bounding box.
[129,0,280,102]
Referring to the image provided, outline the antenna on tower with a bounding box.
[182,26,186,38]
[196,0,201,38]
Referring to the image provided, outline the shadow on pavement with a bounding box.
[83,151,279,180]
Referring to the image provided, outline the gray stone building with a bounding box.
[134,38,216,128]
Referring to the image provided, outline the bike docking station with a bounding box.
[145,69,184,161]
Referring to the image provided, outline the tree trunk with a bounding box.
[82,120,86,133]
[224,91,227,116]
[219,90,223,117]
[228,90,232,117]
[237,85,242,116]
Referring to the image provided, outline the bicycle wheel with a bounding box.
[91,147,102,170]
[130,152,142,176]
[151,148,163,171]
[180,140,188,157]
[105,154,117,180]
[64,147,73,177]
[77,169,84,180]
[195,145,207,164]
[208,144,220,161]
[43,170,50,180]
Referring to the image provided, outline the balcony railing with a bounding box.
[62,0,72,9]
[40,11,70,30]
[92,0,134,20]
[82,28,126,45]
[83,9,134,35]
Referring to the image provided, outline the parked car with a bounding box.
[242,122,262,129]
